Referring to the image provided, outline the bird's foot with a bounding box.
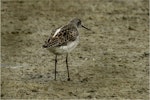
[67,78,70,81]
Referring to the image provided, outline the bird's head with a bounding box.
[70,18,90,30]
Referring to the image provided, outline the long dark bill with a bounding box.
[81,25,91,30]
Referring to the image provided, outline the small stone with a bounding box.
[80,78,88,83]
[128,26,135,30]
[92,58,95,61]
[31,89,38,92]
[143,52,149,57]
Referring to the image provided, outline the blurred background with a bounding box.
[1,0,149,99]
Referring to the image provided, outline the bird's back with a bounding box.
[43,24,79,48]
[42,23,80,55]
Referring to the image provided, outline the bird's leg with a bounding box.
[54,55,57,80]
[66,53,70,81]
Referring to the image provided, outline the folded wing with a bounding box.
[43,24,78,48]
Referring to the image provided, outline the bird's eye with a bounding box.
[77,21,81,26]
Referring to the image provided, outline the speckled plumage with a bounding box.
[43,18,89,81]
[43,18,82,55]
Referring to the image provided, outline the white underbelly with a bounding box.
[47,36,79,55]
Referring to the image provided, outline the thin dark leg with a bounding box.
[55,55,57,80]
[66,53,70,81]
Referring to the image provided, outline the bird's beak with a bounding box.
[81,25,90,30]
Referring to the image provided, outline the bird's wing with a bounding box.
[50,26,62,37]
[45,25,78,48]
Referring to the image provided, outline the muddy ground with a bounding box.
[1,0,149,99]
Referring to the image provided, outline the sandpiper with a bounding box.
[43,18,90,81]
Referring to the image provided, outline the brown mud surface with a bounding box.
[1,0,149,99]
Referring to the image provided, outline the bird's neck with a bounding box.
[68,23,78,29]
